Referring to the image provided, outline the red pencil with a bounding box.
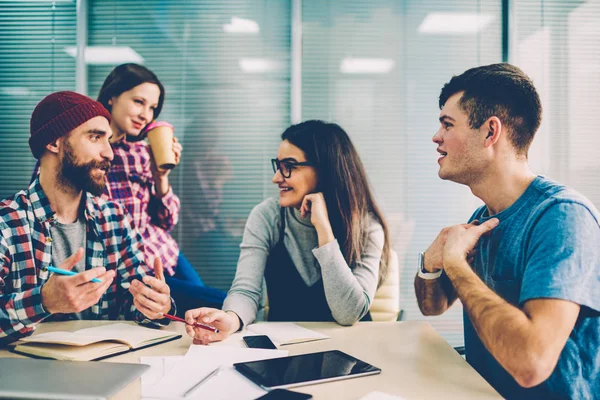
[162,313,220,333]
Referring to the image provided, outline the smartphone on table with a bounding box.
[242,335,277,350]
[255,388,313,399]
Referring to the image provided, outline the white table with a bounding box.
[0,320,501,399]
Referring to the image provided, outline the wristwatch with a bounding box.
[417,252,443,280]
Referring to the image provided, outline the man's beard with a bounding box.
[58,140,110,196]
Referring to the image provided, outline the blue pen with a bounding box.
[46,266,103,283]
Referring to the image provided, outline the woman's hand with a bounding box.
[184,308,240,345]
[150,137,182,196]
[300,192,335,247]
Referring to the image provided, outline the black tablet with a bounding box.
[233,350,381,389]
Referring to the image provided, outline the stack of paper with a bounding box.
[141,346,288,400]
[139,323,328,399]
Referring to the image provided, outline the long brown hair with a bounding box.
[281,120,390,287]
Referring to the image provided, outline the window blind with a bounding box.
[513,0,600,209]
[1,2,597,345]
[88,0,291,291]
[301,0,502,346]
[0,0,76,198]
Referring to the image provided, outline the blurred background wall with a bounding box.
[1,0,598,346]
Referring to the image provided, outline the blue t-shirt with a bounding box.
[464,176,600,399]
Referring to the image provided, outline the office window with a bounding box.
[302,0,502,346]
[1,1,597,347]
[87,0,291,291]
[0,1,76,198]
[514,0,600,209]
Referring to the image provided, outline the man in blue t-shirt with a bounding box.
[414,63,600,399]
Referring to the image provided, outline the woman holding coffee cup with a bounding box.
[95,63,227,314]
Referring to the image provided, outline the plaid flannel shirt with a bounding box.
[104,139,180,276]
[0,178,158,343]
[31,139,181,276]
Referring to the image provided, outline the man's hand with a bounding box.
[129,257,172,320]
[443,219,499,271]
[41,248,115,314]
[423,227,450,273]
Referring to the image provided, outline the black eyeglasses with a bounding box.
[271,158,312,178]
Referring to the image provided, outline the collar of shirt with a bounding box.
[28,177,100,236]
[111,136,132,151]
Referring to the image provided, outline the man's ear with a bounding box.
[45,139,60,154]
[483,117,502,147]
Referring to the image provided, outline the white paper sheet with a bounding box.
[245,322,330,345]
[140,355,184,395]
[183,366,269,400]
[142,345,288,399]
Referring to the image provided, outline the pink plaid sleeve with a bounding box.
[149,185,180,232]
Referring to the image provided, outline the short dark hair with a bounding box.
[439,63,542,155]
[97,63,165,119]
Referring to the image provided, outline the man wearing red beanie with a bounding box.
[0,91,175,343]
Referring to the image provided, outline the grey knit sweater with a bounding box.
[222,198,384,327]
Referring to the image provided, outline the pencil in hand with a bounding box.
[45,266,103,283]
[161,313,220,333]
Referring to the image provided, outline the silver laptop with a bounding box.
[0,358,149,400]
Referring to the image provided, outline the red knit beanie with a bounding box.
[29,91,112,159]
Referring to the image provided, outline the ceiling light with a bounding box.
[0,87,32,96]
[418,13,494,34]
[340,58,395,74]
[223,17,260,34]
[239,58,281,73]
[63,46,144,65]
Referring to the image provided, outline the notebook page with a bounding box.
[75,323,176,347]
[19,331,110,346]
[246,322,329,345]
[15,341,128,361]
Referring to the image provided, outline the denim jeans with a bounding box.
[165,253,227,317]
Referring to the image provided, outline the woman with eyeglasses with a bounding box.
[184,120,391,344]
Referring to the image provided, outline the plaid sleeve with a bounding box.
[109,203,151,322]
[110,203,175,326]
[0,236,50,344]
[148,185,180,232]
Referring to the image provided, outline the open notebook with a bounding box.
[13,323,181,361]
[245,322,329,346]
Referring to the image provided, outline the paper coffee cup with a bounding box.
[145,121,176,171]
